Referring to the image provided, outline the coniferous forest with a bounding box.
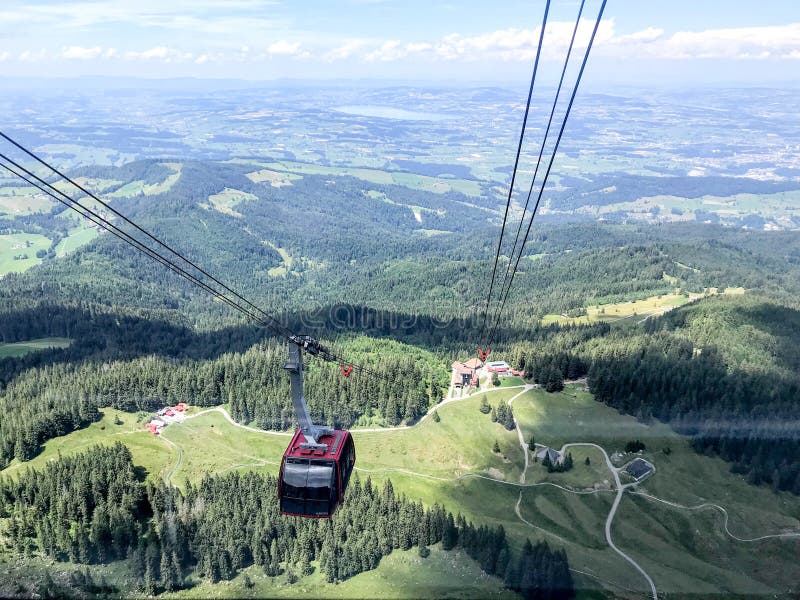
[506,294,800,494]
[0,444,574,599]
[1,158,800,597]
[0,338,445,468]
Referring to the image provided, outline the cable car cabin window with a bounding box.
[280,458,309,516]
[341,436,356,490]
[281,457,337,517]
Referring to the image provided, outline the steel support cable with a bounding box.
[0,131,294,340]
[494,0,586,311]
[0,151,384,378]
[477,0,551,347]
[485,0,608,348]
[0,156,270,331]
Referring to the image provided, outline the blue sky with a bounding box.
[0,0,798,84]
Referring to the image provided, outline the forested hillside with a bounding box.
[2,160,800,489]
[506,294,800,494]
[587,295,800,494]
[0,337,446,468]
[0,444,574,598]
[3,160,799,325]
[2,156,800,599]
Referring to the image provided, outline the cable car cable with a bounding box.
[0,155,378,376]
[493,0,586,313]
[477,0,551,348]
[0,146,383,378]
[485,0,608,349]
[0,131,295,340]
[0,156,271,330]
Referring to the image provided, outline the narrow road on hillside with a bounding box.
[167,389,797,600]
[506,386,659,600]
[631,491,800,543]
[508,385,535,483]
[161,436,182,485]
[181,407,292,436]
[559,442,658,600]
[355,384,528,432]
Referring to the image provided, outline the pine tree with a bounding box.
[144,562,157,595]
[479,397,491,414]
[542,452,552,471]
[493,440,501,453]
[162,551,182,592]
[442,514,457,550]
[268,539,280,577]
[528,435,535,451]
[502,405,515,431]
[546,368,564,393]
[299,553,313,576]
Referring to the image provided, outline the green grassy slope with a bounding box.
[6,384,799,597]
[0,337,71,359]
[0,545,517,600]
[164,545,517,600]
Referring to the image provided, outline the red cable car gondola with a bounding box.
[278,336,356,518]
[279,428,355,518]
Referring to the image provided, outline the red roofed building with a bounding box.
[174,402,188,412]
[463,357,483,371]
[451,358,484,388]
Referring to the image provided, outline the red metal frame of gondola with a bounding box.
[278,428,355,518]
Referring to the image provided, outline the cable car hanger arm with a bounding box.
[285,335,334,450]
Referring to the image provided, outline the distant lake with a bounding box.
[334,105,451,121]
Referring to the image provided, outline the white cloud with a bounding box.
[267,40,302,56]
[61,45,103,60]
[364,40,435,62]
[18,49,48,62]
[613,27,664,44]
[365,40,402,62]
[124,46,194,62]
[347,20,800,64]
[650,23,800,60]
[359,20,616,63]
[324,40,367,62]
[3,9,798,75]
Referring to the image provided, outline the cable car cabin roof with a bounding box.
[284,428,351,460]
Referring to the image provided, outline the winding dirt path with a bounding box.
[506,384,658,600]
[508,385,535,483]
[166,390,799,600]
[161,436,182,485]
[631,491,800,543]
[181,407,292,436]
[356,384,528,432]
